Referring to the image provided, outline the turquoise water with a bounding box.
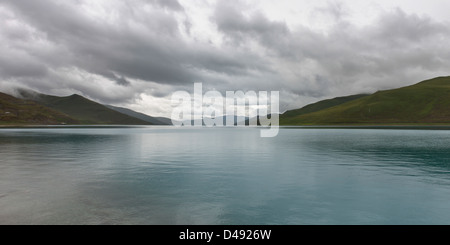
[1,127,450,225]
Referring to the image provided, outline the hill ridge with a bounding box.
[14,89,152,125]
[281,76,450,125]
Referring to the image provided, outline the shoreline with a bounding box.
[0,125,170,129]
[3,124,450,130]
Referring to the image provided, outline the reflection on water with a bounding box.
[1,127,450,224]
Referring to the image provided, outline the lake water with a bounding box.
[1,127,450,225]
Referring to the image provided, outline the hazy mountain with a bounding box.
[105,105,170,125]
[153,117,174,125]
[179,115,248,126]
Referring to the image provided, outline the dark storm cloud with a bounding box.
[0,0,268,92]
[1,0,193,84]
[99,71,131,86]
[151,0,184,12]
[1,0,450,113]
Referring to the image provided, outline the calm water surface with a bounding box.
[1,127,450,225]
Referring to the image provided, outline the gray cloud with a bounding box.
[151,0,184,12]
[215,1,289,45]
[213,2,450,99]
[1,0,272,89]
[1,0,450,115]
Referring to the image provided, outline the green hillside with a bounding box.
[281,76,450,125]
[282,94,369,118]
[0,92,78,125]
[18,90,151,125]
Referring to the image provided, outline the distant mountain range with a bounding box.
[0,89,248,126]
[0,89,171,125]
[281,76,450,125]
[180,115,249,126]
[2,76,450,126]
[105,105,170,125]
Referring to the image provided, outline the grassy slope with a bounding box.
[0,92,79,125]
[18,90,151,125]
[281,76,450,125]
[44,94,152,125]
[282,94,369,118]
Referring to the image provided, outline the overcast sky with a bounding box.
[1,0,450,117]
